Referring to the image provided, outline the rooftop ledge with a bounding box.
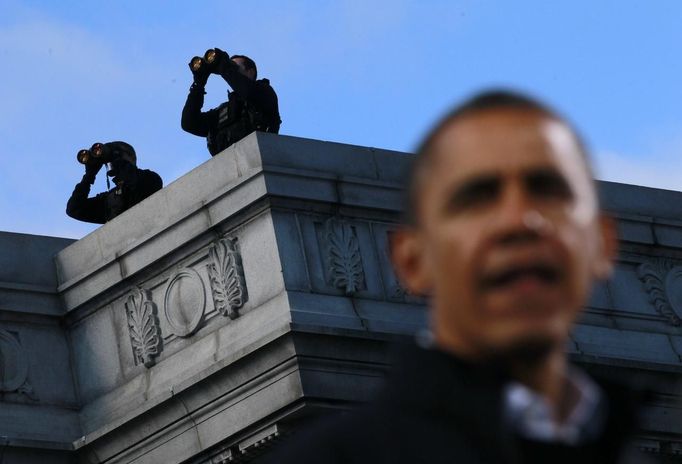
[54,132,412,311]
[54,132,682,313]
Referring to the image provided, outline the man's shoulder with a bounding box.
[136,169,163,188]
[265,402,464,464]
[255,78,276,93]
[580,364,647,418]
[136,167,161,177]
[267,411,370,463]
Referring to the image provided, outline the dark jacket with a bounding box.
[265,343,646,464]
[181,60,281,156]
[66,169,162,224]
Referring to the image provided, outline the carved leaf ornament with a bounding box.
[207,238,248,319]
[126,288,162,367]
[325,218,365,295]
[637,260,682,326]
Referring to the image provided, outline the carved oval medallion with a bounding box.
[664,266,682,321]
[163,268,206,337]
[0,329,28,392]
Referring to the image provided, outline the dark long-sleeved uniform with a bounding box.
[181,59,280,156]
[66,169,162,224]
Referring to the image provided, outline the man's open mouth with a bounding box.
[481,263,561,290]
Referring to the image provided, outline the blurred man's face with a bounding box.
[393,108,614,360]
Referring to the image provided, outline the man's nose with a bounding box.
[499,183,532,225]
[493,184,550,243]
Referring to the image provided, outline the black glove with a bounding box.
[83,161,102,185]
[189,56,210,87]
[210,47,231,75]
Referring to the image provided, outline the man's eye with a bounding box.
[446,178,500,212]
[526,171,573,200]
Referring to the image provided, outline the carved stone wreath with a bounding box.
[637,259,682,326]
[324,218,365,295]
[207,237,248,319]
[126,288,162,368]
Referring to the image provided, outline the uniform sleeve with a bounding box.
[66,175,107,224]
[218,60,257,98]
[181,84,217,136]
[220,62,272,111]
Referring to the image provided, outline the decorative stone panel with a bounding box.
[0,329,36,399]
[207,237,248,320]
[324,218,365,295]
[637,259,682,326]
[125,288,163,368]
[391,279,408,299]
[163,268,206,337]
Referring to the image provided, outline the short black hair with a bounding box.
[232,54,257,79]
[404,89,591,225]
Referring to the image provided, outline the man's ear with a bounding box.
[390,228,432,296]
[592,213,618,280]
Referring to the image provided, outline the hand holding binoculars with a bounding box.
[76,142,117,166]
[189,48,229,76]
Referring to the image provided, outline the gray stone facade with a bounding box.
[1,132,681,463]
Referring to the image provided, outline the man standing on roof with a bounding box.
[67,141,162,224]
[181,48,281,156]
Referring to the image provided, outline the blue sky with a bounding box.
[2,0,682,238]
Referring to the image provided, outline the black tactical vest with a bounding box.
[206,91,270,156]
[105,188,126,221]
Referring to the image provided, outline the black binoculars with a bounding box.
[76,143,119,166]
[190,49,223,74]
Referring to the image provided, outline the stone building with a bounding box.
[1,133,681,463]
